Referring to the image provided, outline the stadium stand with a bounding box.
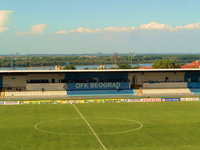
[2,69,200,98]
[64,72,137,96]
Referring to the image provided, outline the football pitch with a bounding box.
[1,102,200,150]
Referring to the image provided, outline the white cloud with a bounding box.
[55,30,69,34]
[56,27,101,34]
[0,10,13,33]
[140,22,172,31]
[16,24,47,35]
[175,23,200,30]
[55,26,136,34]
[103,26,136,32]
[29,24,47,34]
[55,22,200,34]
[75,27,101,33]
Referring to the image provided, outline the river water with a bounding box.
[0,63,152,70]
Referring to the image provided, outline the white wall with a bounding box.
[27,73,65,83]
[143,82,187,88]
[3,75,26,88]
[26,83,67,90]
[128,72,185,86]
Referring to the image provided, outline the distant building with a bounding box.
[97,65,106,70]
[181,60,200,68]
[55,65,61,70]
[139,66,152,69]
[111,64,119,69]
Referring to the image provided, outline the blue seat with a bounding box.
[67,89,137,96]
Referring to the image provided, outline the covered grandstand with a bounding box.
[1,68,200,98]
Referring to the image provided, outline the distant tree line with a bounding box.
[0,54,199,68]
[152,60,180,69]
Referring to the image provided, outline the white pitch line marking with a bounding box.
[73,104,107,150]
[34,118,143,136]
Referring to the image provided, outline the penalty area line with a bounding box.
[73,104,107,150]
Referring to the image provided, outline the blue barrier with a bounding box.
[67,89,137,96]
[161,98,180,102]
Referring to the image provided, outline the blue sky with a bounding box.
[0,0,200,54]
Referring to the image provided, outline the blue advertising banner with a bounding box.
[161,98,180,102]
[66,82,130,91]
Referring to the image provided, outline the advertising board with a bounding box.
[4,101,19,105]
[125,99,142,102]
[181,98,199,101]
[161,98,180,102]
[142,98,161,102]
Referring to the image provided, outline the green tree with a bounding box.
[152,60,179,69]
[63,64,76,70]
[118,64,131,69]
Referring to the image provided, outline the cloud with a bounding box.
[55,26,136,34]
[103,26,136,32]
[140,22,200,31]
[140,22,172,31]
[16,24,47,35]
[55,27,101,34]
[55,30,69,34]
[175,23,200,30]
[55,22,200,34]
[0,10,13,33]
[75,27,101,33]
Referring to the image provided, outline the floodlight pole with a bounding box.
[130,52,134,66]
[130,52,132,65]
[10,52,21,70]
[10,53,14,70]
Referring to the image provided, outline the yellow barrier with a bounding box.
[1,88,5,98]
[135,86,142,96]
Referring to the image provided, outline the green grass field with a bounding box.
[1,102,200,150]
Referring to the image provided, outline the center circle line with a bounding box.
[34,118,143,136]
